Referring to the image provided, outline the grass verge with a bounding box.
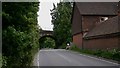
[70,45,120,62]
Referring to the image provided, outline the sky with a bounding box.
[37,0,119,31]
[37,0,60,31]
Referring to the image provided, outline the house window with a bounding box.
[83,32,87,37]
[100,17,108,22]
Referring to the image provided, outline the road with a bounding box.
[33,49,119,66]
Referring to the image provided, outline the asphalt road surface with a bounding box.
[33,49,119,66]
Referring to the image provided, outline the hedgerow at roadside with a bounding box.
[2,2,40,67]
[70,45,120,62]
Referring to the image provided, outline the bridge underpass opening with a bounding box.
[39,35,56,49]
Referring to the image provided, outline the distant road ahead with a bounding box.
[33,49,119,66]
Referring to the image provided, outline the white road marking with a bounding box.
[37,50,40,66]
[71,51,119,65]
[35,49,119,66]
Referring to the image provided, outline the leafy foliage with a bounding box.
[50,2,73,48]
[70,45,120,61]
[39,37,55,49]
[2,2,39,67]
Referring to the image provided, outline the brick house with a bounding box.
[72,2,120,49]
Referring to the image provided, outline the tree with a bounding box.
[39,37,55,49]
[50,2,73,48]
[2,2,39,67]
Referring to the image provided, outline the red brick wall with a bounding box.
[72,15,118,49]
[73,33,83,48]
[83,37,119,50]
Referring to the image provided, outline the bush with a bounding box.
[2,26,39,67]
[2,2,40,67]
[0,54,2,68]
[70,45,120,61]
[59,43,67,49]
[40,37,55,49]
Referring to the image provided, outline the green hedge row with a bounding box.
[2,2,40,68]
[70,45,120,61]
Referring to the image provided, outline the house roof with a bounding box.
[84,16,120,38]
[76,2,118,15]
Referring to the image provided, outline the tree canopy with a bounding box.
[50,2,73,48]
[2,2,39,67]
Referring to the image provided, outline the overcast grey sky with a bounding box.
[37,0,60,31]
[37,0,119,31]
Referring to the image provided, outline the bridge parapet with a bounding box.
[40,30,53,37]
